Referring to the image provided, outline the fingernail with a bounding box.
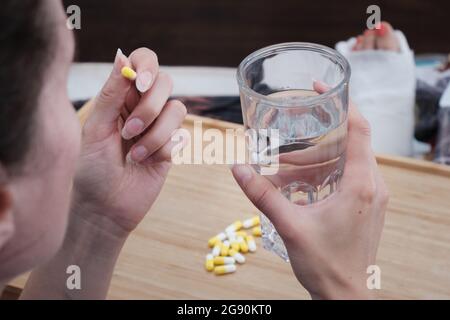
[231,164,253,184]
[136,71,153,93]
[130,145,148,163]
[113,48,125,75]
[122,118,145,140]
[125,152,136,165]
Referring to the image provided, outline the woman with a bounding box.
[0,0,388,299]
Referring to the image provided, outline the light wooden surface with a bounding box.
[8,108,450,299]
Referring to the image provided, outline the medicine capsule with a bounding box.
[229,249,246,264]
[243,216,260,229]
[230,240,240,252]
[235,231,248,237]
[205,254,214,272]
[220,240,230,256]
[213,256,235,265]
[212,242,222,257]
[252,226,262,237]
[225,230,236,241]
[225,220,243,233]
[214,264,237,275]
[226,230,247,240]
[121,66,137,81]
[238,236,249,253]
[245,235,257,252]
[208,232,226,248]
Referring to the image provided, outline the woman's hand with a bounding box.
[73,48,187,236]
[231,103,388,300]
[21,48,187,299]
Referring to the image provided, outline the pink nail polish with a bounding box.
[131,145,148,162]
[114,48,125,75]
[122,118,145,140]
[136,71,153,93]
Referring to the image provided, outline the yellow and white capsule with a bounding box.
[230,239,240,252]
[121,66,137,81]
[252,226,262,237]
[243,216,260,229]
[214,264,237,275]
[246,235,257,252]
[213,256,235,265]
[220,240,230,256]
[208,232,227,248]
[238,236,249,253]
[205,254,214,272]
[212,241,222,257]
[229,249,246,264]
[225,220,243,233]
[225,230,247,239]
[235,231,248,238]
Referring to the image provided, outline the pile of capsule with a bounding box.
[205,216,262,275]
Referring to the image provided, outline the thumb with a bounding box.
[88,49,131,131]
[231,164,293,232]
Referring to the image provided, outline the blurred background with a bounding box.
[65,0,450,66]
[64,0,450,162]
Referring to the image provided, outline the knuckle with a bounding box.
[253,187,273,211]
[97,85,115,105]
[357,180,377,203]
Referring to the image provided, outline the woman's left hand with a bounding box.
[72,48,187,236]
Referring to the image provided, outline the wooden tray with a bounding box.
[7,109,450,299]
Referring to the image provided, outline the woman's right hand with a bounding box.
[231,103,389,299]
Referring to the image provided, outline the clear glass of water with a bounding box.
[236,43,351,261]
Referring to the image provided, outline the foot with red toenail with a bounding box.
[352,21,400,52]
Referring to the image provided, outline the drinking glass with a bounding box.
[237,43,351,261]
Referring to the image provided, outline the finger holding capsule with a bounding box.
[121,66,137,80]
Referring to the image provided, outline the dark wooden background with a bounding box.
[64,0,450,66]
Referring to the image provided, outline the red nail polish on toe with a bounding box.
[375,23,388,37]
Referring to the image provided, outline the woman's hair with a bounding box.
[0,1,55,173]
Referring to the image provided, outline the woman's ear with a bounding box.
[0,186,14,251]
